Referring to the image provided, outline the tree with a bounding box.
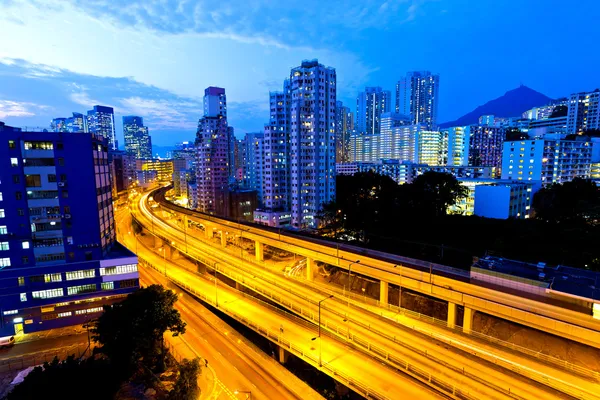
[532,178,600,223]
[504,128,529,141]
[169,358,201,400]
[92,284,186,374]
[410,171,468,217]
[549,105,568,118]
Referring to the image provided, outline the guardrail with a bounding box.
[0,343,92,374]
[137,198,600,400]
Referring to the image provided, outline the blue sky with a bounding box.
[1,0,599,147]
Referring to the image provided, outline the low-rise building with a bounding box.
[253,210,292,228]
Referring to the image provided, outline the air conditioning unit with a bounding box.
[58,182,66,187]
[64,214,71,219]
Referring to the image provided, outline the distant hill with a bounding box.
[439,85,553,128]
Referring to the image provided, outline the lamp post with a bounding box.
[214,263,219,307]
[234,390,252,400]
[345,260,361,297]
[394,265,402,309]
[312,294,334,367]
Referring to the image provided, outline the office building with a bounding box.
[259,60,336,228]
[123,116,152,160]
[87,106,117,151]
[195,87,230,214]
[216,189,258,222]
[0,122,138,336]
[501,139,592,185]
[335,101,353,163]
[136,159,173,182]
[567,90,600,134]
[50,113,87,133]
[108,150,136,195]
[396,71,440,129]
[468,125,505,173]
[355,87,391,135]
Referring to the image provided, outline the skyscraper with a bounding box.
[258,60,336,228]
[335,101,353,163]
[468,125,505,173]
[87,106,117,151]
[0,122,139,336]
[396,71,440,129]
[240,132,264,203]
[195,87,230,214]
[123,116,152,159]
[356,87,391,135]
[51,113,87,133]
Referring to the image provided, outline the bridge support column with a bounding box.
[306,258,315,281]
[153,236,162,249]
[447,302,456,329]
[235,281,241,291]
[463,307,474,334]
[205,226,214,239]
[220,231,227,247]
[255,241,264,261]
[379,281,389,305]
[278,346,289,364]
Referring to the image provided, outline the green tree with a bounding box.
[169,358,201,400]
[409,171,469,217]
[532,178,600,223]
[92,284,186,374]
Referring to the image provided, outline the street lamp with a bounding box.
[234,390,252,399]
[345,260,361,297]
[311,294,334,367]
[394,265,402,309]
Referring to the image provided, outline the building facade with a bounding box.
[123,116,152,160]
[355,87,391,136]
[468,125,505,173]
[136,159,173,182]
[87,106,117,151]
[396,71,440,129]
[51,113,87,133]
[0,122,138,336]
[501,139,592,185]
[567,90,600,134]
[240,132,264,203]
[195,87,230,214]
[335,101,353,163]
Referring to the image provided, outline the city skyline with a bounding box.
[1,1,600,147]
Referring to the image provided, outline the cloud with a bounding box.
[118,97,200,130]
[0,100,50,118]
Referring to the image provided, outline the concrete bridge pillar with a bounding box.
[463,307,474,334]
[154,236,162,249]
[379,281,389,305]
[278,346,289,364]
[235,281,242,291]
[206,225,214,239]
[255,241,264,261]
[220,231,227,247]
[447,302,456,329]
[306,258,315,281]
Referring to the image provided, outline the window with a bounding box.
[118,279,138,289]
[27,191,58,199]
[56,143,63,150]
[8,140,15,149]
[22,241,29,249]
[35,253,65,263]
[57,311,72,318]
[62,190,69,198]
[22,256,28,264]
[0,192,2,201]
[20,293,27,302]
[75,307,103,315]
[44,273,62,283]
[13,175,20,184]
[0,258,10,267]
[99,264,137,276]
[17,209,24,216]
[0,210,4,218]
[67,284,96,296]
[15,192,22,200]
[24,141,53,150]
[31,288,64,299]
[10,158,18,167]
[64,206,70,214]
[48,174,57,183]
[3,310,18,315]
[65,269,95,281]
[0,242,8,251]
[58,158,64,166]
[101,282,114,290]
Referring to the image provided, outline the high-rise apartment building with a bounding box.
[240,132,264,203]
[335,101,353,163]
[567,90,600,134]
[501,139,592,185]
[50,113,87,133]
[87,106,117,151]
[396,71,440,129]
[259,60,336,228]
[108,150,136,194]
[195,87,230,214]
[445,126,470,166]
[123,116,152,160]
[0,122,138,336]
[355,87,391,135]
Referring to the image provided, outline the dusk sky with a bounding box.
[1,0,599,148]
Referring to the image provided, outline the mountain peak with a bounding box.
[440,86,553,128]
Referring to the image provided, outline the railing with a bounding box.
[0,343,93,374]
[138,198,600,400]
